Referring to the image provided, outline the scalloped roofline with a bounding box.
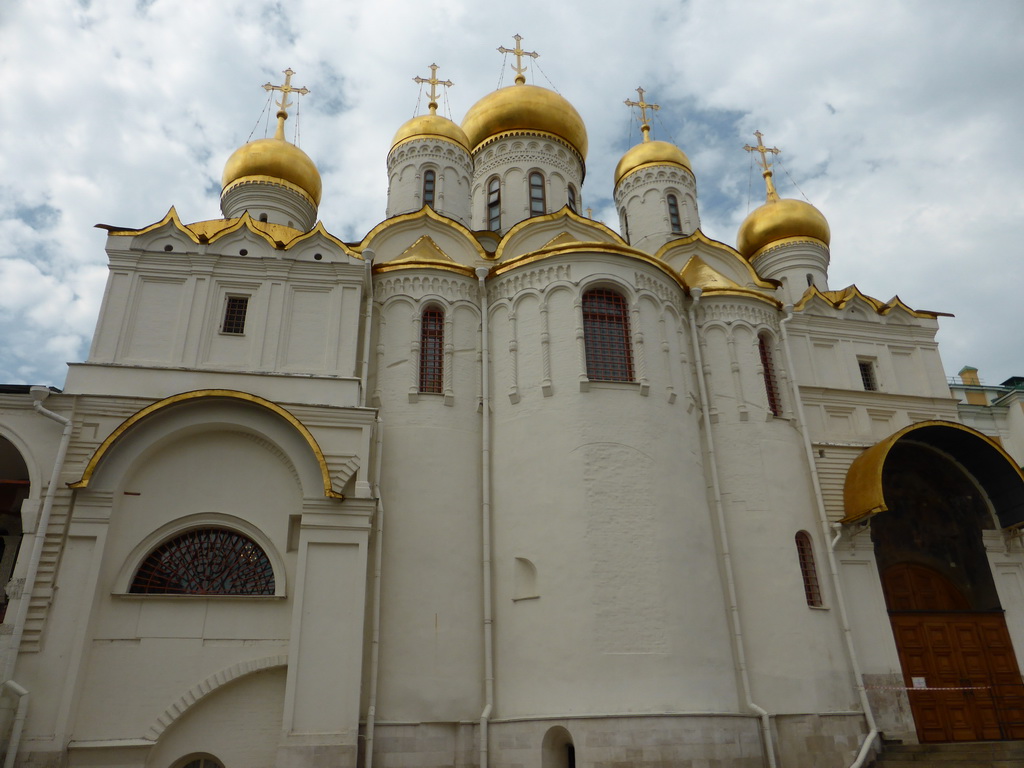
[358,205,488,260]
[794,284,952,318]
[495,206,625,261]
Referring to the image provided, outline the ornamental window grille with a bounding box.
[795,531,823,607]
[582,288,634,382]
[568,184,578,212]
[858,359,878,391]
[667,194,682,234]
[529,172,546,217]
[759,333,782,416]
[221,296,249,335]
[487,176,501,230]
[129,528,275,595]
[419,306,444,393]
[423,169,436,208]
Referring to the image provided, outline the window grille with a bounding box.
[858,359,878,391]
[419,306,444,393]
[130,528,274,595]
[487,176,501,230]
[759,334,782,416]
[583,289,634,382]
[667,194,682,234]
[568,184,578,212]
[221,296,248,335]
[529,172,546,217]
[795,531,823,607]
[423,169,436,208]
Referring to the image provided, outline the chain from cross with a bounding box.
[413,63,453,115]
[263,68,310,120]
[625,86,660,128]
[498,34,539,84]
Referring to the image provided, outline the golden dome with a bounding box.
[736,197,830,260]
[614,140,691,186]
[462,84,588,159]
[222,137,322,205]
[391,114,471,153]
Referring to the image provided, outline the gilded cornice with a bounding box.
[471,129,584,169]
[748,235,829,262]
[794,284,951,319]
[358,205,488,261]
[374,260,476,277]
[658,231,778,292]
[222,174,318,208]
[491,241,680,284]
[69,389,343,499]
[495,207,625,262]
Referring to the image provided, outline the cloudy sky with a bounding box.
[1,0,1021,387]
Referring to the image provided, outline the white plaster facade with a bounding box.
[1,62,1023,768]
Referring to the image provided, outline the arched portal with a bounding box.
[0,436,29,622]
[870,440,1024,742]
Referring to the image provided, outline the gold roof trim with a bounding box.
[541,232,581,249]
[494,207,624,262]
[491,241,679,282]
[679,255,742,291]
[374,261,476,277]
[747,235,829,262]
[100,207,195,240]
[359,205,489,261]
[222,174,319,208]
[69,389,343,499]
[392,235,457,264]
[842,420,1024,525]
[654,231,779,291]
[470,129,584,166]
[794,285,951,319]
[287,221,358,255]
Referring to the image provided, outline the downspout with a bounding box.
[475,267,494,768]
[360,249,376,406]
[363,416,385,768]
[3,387,73,765]
[777,307,878,767]
[687,289,777,768]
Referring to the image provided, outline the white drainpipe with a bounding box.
[687,290,777,768]
[2,387,73,766]
[475,267,494,768]
[360,249,376,407]
[363,416,385,768]
[777,307,879,767]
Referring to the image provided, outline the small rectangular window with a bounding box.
[858,359,878,391]
[222,295,249,335]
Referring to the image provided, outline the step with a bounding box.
[874,740,1024,766]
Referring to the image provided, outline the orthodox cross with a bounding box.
[743,130,781,200]
[263,68,310,140]
[624,86,660,142]
[413,63,453,115]
[498,34,539,85]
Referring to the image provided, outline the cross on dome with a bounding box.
[743,130,782,201]
[413,63,453,116]
[624,86,660,143]
[263,68,310,141]
[498,34,539,85]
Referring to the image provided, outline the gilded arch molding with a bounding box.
[69,389,343,499]
[842,420,1024,527]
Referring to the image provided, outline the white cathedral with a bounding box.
[1,41,1024,768]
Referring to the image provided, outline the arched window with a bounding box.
[419,306,444,394]
[175,756,225,768]
[487,176,501,230]
[667,194,682,234]
[529,172,546,217]
[567,184,578,213]
[758,333,782,416]
[130,528,275,595]
[795,531,823,607]
[582,289,634,382]
[422,169,436,208]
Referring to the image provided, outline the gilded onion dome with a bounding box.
[222,137,322,206]
[462,83,588,159]
[615,140,691,186]
[391,113,471,153]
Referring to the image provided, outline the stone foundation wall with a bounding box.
[772,713,871,768]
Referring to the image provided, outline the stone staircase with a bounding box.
[872,740,1024,767]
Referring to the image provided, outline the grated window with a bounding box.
[529,172,546,217]
[667,194,682,234]
[419,307,444,393]
[759,334,782,416]
[221,296,248,335]
[583,289,634,382]
[423,169,436,208]
[858,359,878,391]
[130,528,274,595]
[795,531,823,607]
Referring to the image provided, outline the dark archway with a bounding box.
[0,436,29,622]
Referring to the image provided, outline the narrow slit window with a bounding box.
[667,194,682,234]
[419,306,444,393]
[583,289,634,382]
[795,531,823,607]
[759,334,782,416]
[567,184,578,213]
[130,528,274,595]
[487,176,501,230]
[221,296,249,335]
[858,359,878,391]
[529,172,546,217]
[423,169,436,208]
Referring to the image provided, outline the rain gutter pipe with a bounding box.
[363,415,385,768]
[778,307,879,768]
[476,267,494,768]
[687,290,777,768]
[360,249,376,406]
